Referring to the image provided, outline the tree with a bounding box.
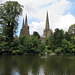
[0,1,23,42]
[18,35,44,55]
[38,42,45,55]
[68,24,75,36]
[55,47,62,54]
[53,28,64,49]
[64,32,71,41]
[71,37,75,45]
[33,31,40,39]
[18,35,30,54]
[0,34,4,44]
[30,35,41,54]
[45,35,55,51]
[62,39,72,54]
[71,37,75,54]
[0,27,2,33]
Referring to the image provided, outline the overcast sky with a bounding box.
[0,0,75,36]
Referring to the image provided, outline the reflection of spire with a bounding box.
[25,14,28,26]
[22,18,24,28]
[45,11,50,30]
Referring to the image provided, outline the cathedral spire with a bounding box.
[45,11,50,30]
[20,14,29,36]
[25,14,28,26]
[22,18,24,28]
[43,11,51,38]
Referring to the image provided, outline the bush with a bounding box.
[38,43,46,55]
[12,50,21,55]
[47,50,52,54]
[62,39,72,53]
[55,47,62,54]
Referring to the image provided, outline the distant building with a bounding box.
[43,12,51,37]
[41,12,51,42]
[20,15,30,36]
[20,12,51,42]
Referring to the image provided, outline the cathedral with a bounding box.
[20,15,29,36]
[20,12,51,42]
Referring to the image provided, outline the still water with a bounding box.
[0,55,75,75]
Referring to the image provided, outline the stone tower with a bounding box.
[20,15,29,36]
[43,12,51,38]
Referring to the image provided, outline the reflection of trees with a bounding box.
[43,56,75,75]
[10,56,45,75]
[0,56,75,75]
[0,56,13,75]
[43,56,63,75]
[62,56,75,75]
[16,56,45,75]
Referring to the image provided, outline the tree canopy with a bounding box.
[0,1,23,41]
[33,31,40,39]
[68,24,75,35]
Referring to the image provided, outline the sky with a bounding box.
[0,0,75,36]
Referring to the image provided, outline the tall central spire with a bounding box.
[43,11,51,38]
[45,11,50,30]
[25,14,28,26]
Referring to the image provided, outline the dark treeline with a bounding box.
[45,28,75,55]
[0,33,45,55]
[0,27,75,55]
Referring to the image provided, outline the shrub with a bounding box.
[47,50,52,54]
[12,50,21,55]
[55,47,62,54]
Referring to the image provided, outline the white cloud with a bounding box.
[0,0,6,3]
[54,13,75,31]
[0,0,75,36]
[29,22,45,35]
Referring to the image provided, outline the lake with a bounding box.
[0,55,75,75]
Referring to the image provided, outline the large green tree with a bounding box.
[33,31,40,39]
[68,24,75,36]
[62,39,72,54]
[18,35,45,55]
[0,1,23,42]
[64,32,71,41]
[45,28,64,51]
[53,28,64,49]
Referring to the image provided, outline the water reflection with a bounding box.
[38,66,45,75]
[40,56,47,59]
[28,69,32,75]
[27,66,45,75]
[0,56,75,75]
[11,68,20,75]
